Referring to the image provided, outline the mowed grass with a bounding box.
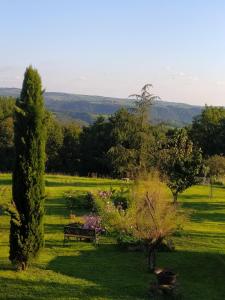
[0,174,225,300]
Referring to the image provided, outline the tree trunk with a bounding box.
[209,178,213,199]
[172,192,178,203]
[21,262,27,271]
[148,247,156,272]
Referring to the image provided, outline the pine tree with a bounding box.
[129,84,158,174]
[9,66,46,270]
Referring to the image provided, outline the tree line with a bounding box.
[1,85,225,187]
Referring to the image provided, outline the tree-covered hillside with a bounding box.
[0,88,202,126]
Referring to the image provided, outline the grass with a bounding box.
[0,174,225,299]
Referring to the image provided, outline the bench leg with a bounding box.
[63,236,69,246]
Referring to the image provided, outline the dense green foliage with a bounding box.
[9,67,46,269]
[45,112,64,171]
[79,116,112,176]
[59,122,81,174]
[0,96,15,121]
[190,106,225,156]
[0,97,15,171]
[206,155,225,179]
[108,108,141,177]
[158,128,203,202]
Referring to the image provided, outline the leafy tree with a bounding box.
[205,155,225,198]
[0,97,15,171]
[79,116,112,176]
[0,96,15,121]
[129,84,158,173]
[158,128,203,202]
[108,85,157,178]
[108,108,139,178]
[190,106,225,156]
[45,112,64,172]
[9,66,46,270]
[0,116,14,171]
[60,122,81,174]
[206,155,225,179]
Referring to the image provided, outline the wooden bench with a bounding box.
[63,223,99,245]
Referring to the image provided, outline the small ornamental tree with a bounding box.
[158,128,203,202]
[96,174,185,272]
[129,84,158,175]
[205,155,225,198]
[190,106,225,156]
[9,66,46,270]
[130,175,184,271]
[206,155,225,180]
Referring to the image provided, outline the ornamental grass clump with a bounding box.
[130,173,186,271]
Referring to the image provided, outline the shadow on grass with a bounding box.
[45,195,90,218]
[45,198,68,216]
[0,245,149,300]
[45,247,225,300]
[47,244,148,299]
[45,180,124,188]
[0,276,138,300]
[179,194,208,201]
[181,201,225,223]
[45,223,64,232]
[182,202,225,211]
[183,230,225,239]
[0,178,12,186]
[158,250,225,299]
[191,212,225,223]
[0,258,15,271]
[0,248,225,299]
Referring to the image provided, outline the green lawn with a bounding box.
[0,174,225,299]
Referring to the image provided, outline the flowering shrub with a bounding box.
[94,194,129,235]
[97,190,113,199]
[97,187,129,210]
[83,214,103,233]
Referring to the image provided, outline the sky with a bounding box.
[1,0,225,106]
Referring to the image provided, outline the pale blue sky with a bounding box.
[1,0,225,105]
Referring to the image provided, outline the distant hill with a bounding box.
[0,88,202,126]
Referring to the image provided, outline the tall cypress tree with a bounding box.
[9,66,46,270]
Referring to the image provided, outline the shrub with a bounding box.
[65,191,96,211]
[116,233,145,250]
[111,188,130,210]
[83,214,103,233]
[96,187,130,211]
